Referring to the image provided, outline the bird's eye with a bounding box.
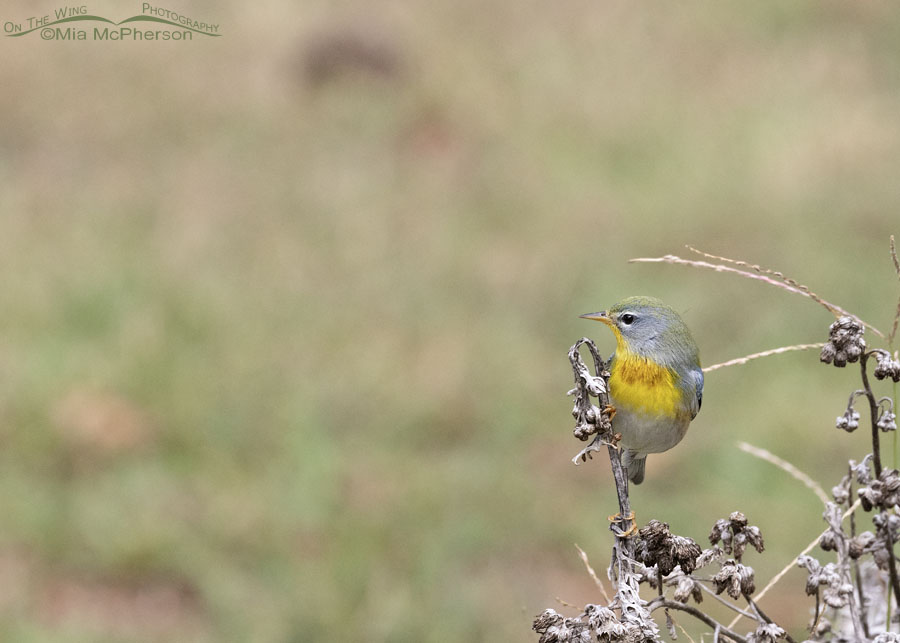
[620,313,635,325]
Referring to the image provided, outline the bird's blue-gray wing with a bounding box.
[689,368,704,419]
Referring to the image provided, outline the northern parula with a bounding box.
[580,296,703,485]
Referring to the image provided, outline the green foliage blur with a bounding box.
[1,0,900,640]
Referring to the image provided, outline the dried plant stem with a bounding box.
[686,246,839,320]
[737,441,830,505]
[744,595,797,643]
[675,621,697,643]
[863,354,884,479]
[696,582,756,619]
[865,354,900,612]
[554,596,580,609]
[647,598,747,643]
[812,590,822,637]
[630,253,884,338]
[848,476,870,639]
[575,544,612,604]
[891,235,900,347]
[703,344,824,373]
[569,340,633,539]
[608,459,632,546]
[892,235,900,276]
[631,254,812,297]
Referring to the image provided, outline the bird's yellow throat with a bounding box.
[606,326,682,418]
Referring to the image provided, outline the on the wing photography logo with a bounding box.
[4,4,220,41]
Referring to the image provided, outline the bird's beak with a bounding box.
[579,311,614,327]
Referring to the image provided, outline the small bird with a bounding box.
[580,296,703,485]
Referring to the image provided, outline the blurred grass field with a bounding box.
[1,0,900,640]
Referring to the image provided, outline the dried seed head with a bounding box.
[878,409,898,432]
[797,555,824,596]
[821,317,866,367]
[634,561,660,590]
[582,604,616,630]
[852,456,874,485]
[873,511,900,531]
[747,622,786,643]
[534,609,563,634]
[637,520,702,576]
[728,511,748,528]
[814,616,832,637]
[798,555,852,608]
[709,512,764,561]
[864,532,897,572]
[848,531,876,559]
[872,512,900,556]
[859,469,900,511]
[836,408,861,432]
[832,473,851,505]
[533,609,595,643]
[672,574,703,604]
[595,620,629,642]
[819,528,838,552]
[874,351,900,382]
[823,583,855,609]
[713,560,755,599]
[873,634,900,643]
[568,340,613,447]
[696,546,724,569]
[584,604,629,642]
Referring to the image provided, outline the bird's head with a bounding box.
[580,296,698,367]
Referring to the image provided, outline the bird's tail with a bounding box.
[623,450,646,485]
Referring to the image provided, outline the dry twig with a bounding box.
[629,252,884,338]
[889,235,900,347]
[737,441,830,505]
[703,344,824,373]
[575,544,612,604]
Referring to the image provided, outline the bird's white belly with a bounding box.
[611,405,690,456]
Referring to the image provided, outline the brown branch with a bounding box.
[629,253,884,338]
[861,350,900,612]
[647,598,747,643]
[848,475,870,639]
[744,595,797,643]
[862,353,884,479]
[568,339,633,546]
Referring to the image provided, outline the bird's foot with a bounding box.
[607,510,638,538]
[603,404,617,421]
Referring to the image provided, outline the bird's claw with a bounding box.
[607,510,638,538]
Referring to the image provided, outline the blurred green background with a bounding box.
[1,0,900,640]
